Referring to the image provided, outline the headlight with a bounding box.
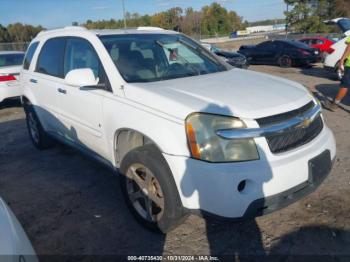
[303,85,321,106]
[185,113,259,162]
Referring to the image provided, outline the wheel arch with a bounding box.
[113,128,165,168]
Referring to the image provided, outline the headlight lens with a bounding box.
[303,85,321,106]
[185,113,259,162]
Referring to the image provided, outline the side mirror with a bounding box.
[64,68,99,87]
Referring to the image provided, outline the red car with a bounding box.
[299,36,335,54]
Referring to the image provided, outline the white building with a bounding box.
[246,24,286,34]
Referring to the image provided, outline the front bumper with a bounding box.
[163,124,336,219]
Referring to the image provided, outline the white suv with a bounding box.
[20,26,336,233]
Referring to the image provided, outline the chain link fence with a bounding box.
[0,42,29,52]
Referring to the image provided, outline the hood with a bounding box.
[124,69,312,120]
[0,198,37,257]
[324,18,350,35]
[215,51,245,59]
[239,45,256,50]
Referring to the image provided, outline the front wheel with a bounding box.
[119,145,186,233]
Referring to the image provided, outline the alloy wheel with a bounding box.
[126,163,164,222]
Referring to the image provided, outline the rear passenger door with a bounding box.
[59,37,109,158]
[30,38,67,133]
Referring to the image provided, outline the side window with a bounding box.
[36,38,65,78]
[23,42,39,70]
[257,41,272,49]
[64,38,106,85]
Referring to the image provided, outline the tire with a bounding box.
[24,104,54,150]
[278,55,292,68]
[119,144,186,233]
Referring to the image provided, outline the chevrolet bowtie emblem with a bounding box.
[298,117,312,129]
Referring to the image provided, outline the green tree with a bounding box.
[285,0,350,33]
[82,2,244,37]
[0,24,10,42]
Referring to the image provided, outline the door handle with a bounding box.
[30,79,38,84]
[57,88,67,94]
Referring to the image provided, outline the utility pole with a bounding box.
[121,0,127,29]
[285,2,289,38]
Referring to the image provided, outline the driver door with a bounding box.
[58,37,110,158]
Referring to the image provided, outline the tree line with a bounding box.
[1,1,350,43]
[0,23,44,43]
[84,3,247,37]
[285,0,350,33]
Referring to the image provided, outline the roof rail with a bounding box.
[137,26,165,31]
[37,26,87,36]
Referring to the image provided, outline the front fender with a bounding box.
[103,96,191,166]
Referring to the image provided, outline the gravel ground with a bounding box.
[0,65,349,260]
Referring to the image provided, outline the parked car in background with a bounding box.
[0,197,38,262]
[201,43,249,68]
[0,51,25,104]
[324,18,350,80]
[239,40,321,68]
[299,36,335,55]
[21,27,335,233]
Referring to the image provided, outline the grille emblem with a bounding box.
[297,116,313,129]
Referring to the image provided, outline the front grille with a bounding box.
[257,101,315,127]
[256,102,324,154]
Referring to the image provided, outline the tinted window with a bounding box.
[257,41,273,49]
[0,53,24,68]
[100,34,227,83]
[300,39,310,45]
[36,38,65,78]
[284,40,310,49]
[23,42,39,70]
[64,38,105,85]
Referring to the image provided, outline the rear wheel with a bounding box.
[24,105,53,150]
[278,55,292,68]
[119,145,186,233]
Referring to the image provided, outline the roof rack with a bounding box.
[136,26,165,31]
[37,26,87,36]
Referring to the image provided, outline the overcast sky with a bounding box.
[1,0,286,28]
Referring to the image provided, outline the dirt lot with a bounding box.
[0,64,350,260]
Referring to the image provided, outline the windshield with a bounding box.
[0,53,24,67]
[99,34,228,83]
[211,45,222,52]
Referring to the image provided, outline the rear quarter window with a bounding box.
[36,38,66,78]
[23,42,39,70]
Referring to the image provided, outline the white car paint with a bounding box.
[324,18,350,74]
[21,27,336,219]
[0,198,38,262]
[0,51,25,103]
